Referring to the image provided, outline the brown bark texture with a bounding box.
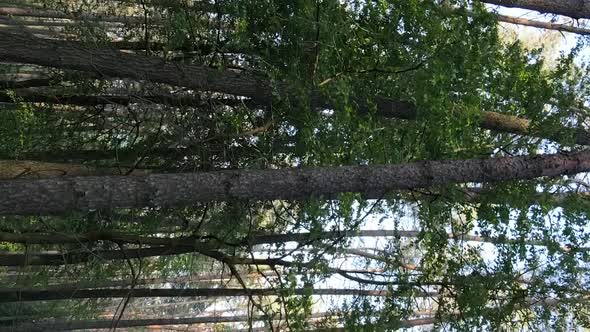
[0,150,589,215]
[484,0,590,19]
[0,30,588,145]
[0,160,149,179]
[495,13,590,35]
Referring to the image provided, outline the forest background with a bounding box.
[1,0,590,331]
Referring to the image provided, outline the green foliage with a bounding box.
[1,0,589,330]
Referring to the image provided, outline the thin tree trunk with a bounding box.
[0,287,397,303]
[0,245,197,266]
[310,318,437,331]
[0,148,152,163]
[0,78,53,89]
[495,13,590,35]
[1,150,589,215]
[0,31,587,146]
[5,227,584,252]
[0,144,252,163]
[460,186,590,205]
[0,160,149,179]
[44,272,247,290]
[114,0,215,10]
[1,91,251,108]
[7,313,333,332]
[0,16,122,28]
[483,0,590,19]
[109,40,244,54]
[0,230,200,246]
[0,7,152,24]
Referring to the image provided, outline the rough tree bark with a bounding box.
[0,31,266,103]
[0,160,149,179]
[0,150,589,215]
[483,0,590,19]
[494,13,590,35]
[0,31,588,146]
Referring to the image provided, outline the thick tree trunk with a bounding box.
[0,150,589,215]
[0,31,587,145]
[0,31,266,103]
[483,0,590,19]
[0,287,392,302]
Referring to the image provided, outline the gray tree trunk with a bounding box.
[0,150,589,215]
[0,287,392,302]
[484,0,590,19]
[494,12,590,35]
[7,315,432,332]
[0,160,149,179]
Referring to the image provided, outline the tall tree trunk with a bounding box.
[494,13,590,35]
[0,31,269,102]
[7,313,333,332]
[0,160,149,179]
[0,246,197,266]
[0,144,251,164]
[0,150,589,215]
[0,7,152,24]
[483,0,590,19]
[0,30,587,146]
[0,149,152,163]
[0,287,396,303]
[3,228,584,252]
[45,272,243,290]
[311,318,438,331]
[1,91,249,108]
[7,315,435,332]
[0,78,53,89]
